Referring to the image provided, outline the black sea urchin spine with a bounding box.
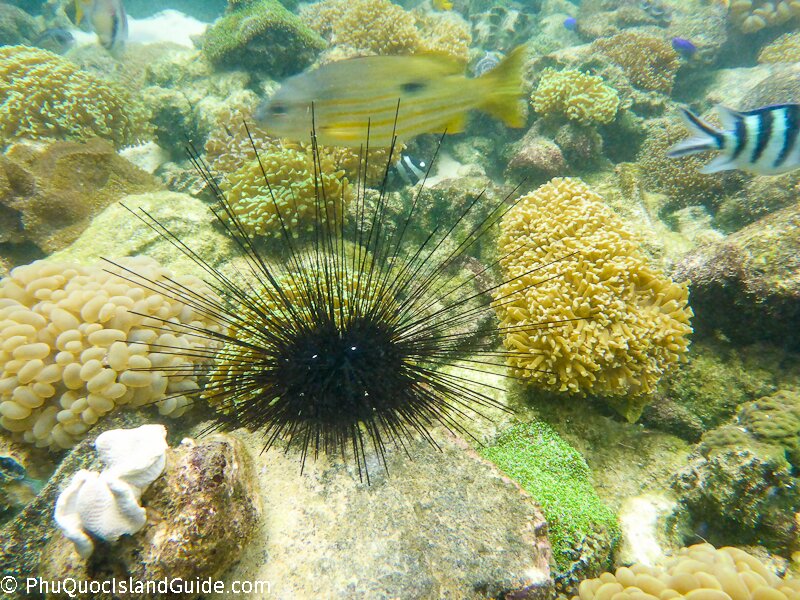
[104,124,570,482]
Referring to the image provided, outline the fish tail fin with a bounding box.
[480,45,527,128]
[74,0,85,25]
[667,107,725,158]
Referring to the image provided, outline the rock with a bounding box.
[616,494,687,567]
[216,428,552,600]
[505,133,567,183]
[673,202,800,350]
[0,138,160,267]
[37,433,260,599]
[0,3,39,46]
[49,191,237,279]
[120,141,171,174]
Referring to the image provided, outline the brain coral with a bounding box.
[0,46,146,150]
[730,0,800,33]
[494,178,693,421]
[532,69,620,125]
[301,0,471,62]
[758,32,800,63]
[221,142,352,237]
[593,32,681,94]
[573,543,800,600]
[0,257,223,450]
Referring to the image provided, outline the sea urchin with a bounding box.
[110,127,559,481]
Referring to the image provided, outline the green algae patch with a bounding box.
[202,0,325,75]
[480,421,619,574]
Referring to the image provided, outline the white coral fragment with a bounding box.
[54,424,168,558]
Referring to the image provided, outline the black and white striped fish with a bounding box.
[392,154,429,186]
[667,104,800,175]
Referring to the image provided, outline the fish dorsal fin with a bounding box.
[715,104,743,131]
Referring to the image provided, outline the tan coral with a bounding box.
[0,46,148,149]
[593,32,681,95]
[729,0,800,33]
[532,69,620,125]
[414,10,472,64]
[0,257,223,450]
[494,178,692,421]
[758,32,800,63]
[573,543,800,600]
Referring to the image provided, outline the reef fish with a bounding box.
[74,0,128,50]
[392,154,429,186]
[563,17,578,31]
[433,0,453,10]
[667,104,800,175]
[671,37,697,57]
[256,46,527,147]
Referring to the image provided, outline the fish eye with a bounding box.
[401,81,426,94]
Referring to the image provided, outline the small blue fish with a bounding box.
[563,17,578,31]
[672,37,697,58]
[668,104,800,175]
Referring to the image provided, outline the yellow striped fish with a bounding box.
[255,46,527,148]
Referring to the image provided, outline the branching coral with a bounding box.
[0,46,147,150]
[0,257,223,450]
[758,31,800,63]
[494,178,692,421]
[729,0,800,33]
[221,143,352,237]
[573,543,800,600]
[202,0,325,74]
[532,69,620,125]
[301,0,471,62]
[593,32,681,94]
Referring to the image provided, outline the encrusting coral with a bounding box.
[758,32,800,64]
[301,0,471,63]
[532,69,620,125]
[0,257,223,450]
[593,32,681,95]
[202,0,325,74]
[0,46,147,150]
[572,543,800,600]
[729,0,800,33]
[494,178,693,421]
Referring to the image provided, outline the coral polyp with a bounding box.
[118,132,540,480]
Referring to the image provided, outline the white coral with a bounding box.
[54,424,168,558]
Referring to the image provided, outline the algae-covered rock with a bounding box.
[0,138,160,266]
[202,0,325,75]
[674,202,800,350]
[37,434,260,599]
[217,427,553,600]
[0,3,39,46]
[480,421,619,594]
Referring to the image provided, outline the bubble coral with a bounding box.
[221,143,352,237]
[729,0,800,33]
[494,178,693,421]
[532,69,621,125]
[593,32,681,95]
[758,32,800,64]
[572,543,800,600]
[0,46,147,150]
[0,257,223,450]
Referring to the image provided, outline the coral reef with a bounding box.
[302,0,471,62]
[572,544,800,600]
[221,142,351,237]
[505,132,567,182]
[674,393,800,554]
[716,172,800,232]
[593,32,681,95]
[0,138,160,263]
[637,115,744,212]
[673,201,800,350]
[758,32,800,63]
[0,257,223,450]
[494,178,693,421]
[469,4,536,53]
[202,0,326,74]
[532,68,620,125]
[54,425,168,558]
[481,421,619,590]
[729,0,800,33]
[0,46,147,150]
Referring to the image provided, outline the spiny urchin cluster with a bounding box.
[114,130,556,481]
